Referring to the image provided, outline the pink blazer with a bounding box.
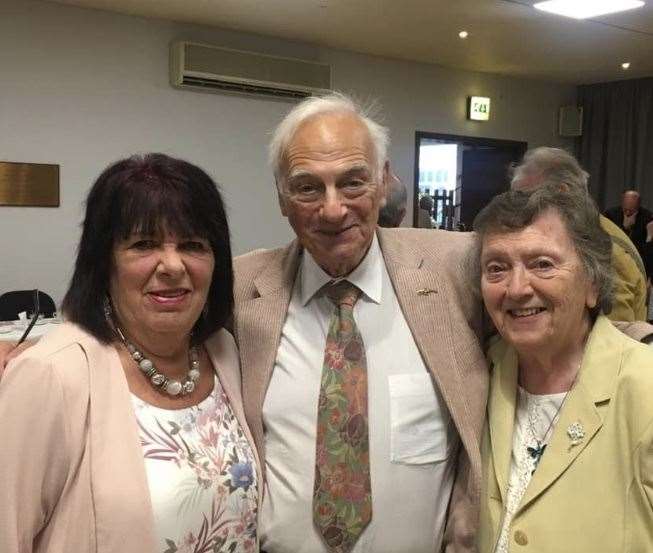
[0,322,260,553]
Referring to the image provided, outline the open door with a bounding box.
[460,145,524,229]
[414,132,526,230]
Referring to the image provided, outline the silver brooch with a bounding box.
[567,421,585,447]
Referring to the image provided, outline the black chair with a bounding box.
[0,290,57,321]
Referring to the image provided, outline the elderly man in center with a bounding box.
[234,93,487,552]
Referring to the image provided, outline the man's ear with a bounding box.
[276,181,288,217]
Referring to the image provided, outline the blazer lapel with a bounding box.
[83,332,157,553]
[517,315,618,512]
[487,344,519,502]
[518,381,603,509]
[377,230,483,480]
[204,330,264,516]
[237,241,301,461]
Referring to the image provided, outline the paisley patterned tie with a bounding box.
[313,280,372,553]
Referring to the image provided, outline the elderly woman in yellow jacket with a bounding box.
[474,183,653,552]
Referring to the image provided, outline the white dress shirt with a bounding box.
[260,234,459,553]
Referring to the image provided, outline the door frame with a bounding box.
[413,131,527,227]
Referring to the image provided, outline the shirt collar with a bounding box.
[300,233,383,306]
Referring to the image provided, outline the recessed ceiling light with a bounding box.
[622,62,631,69]
[534,0,645,19]
[458,31,469,39]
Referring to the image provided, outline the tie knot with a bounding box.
[326,280,361,308]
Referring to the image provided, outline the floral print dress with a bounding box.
[131,376,258,553]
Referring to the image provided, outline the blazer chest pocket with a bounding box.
[388,373,452,465]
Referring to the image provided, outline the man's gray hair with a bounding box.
[269,92,390,183]
[511,147,590,193]
[473,184,614,317]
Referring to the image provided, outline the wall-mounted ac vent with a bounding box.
[171,41,331,99]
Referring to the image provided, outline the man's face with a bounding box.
[622,191,640,216]
[277,112,387,277]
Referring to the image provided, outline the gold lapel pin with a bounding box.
[416,288,437,296]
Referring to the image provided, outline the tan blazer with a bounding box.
[233,228,489,552]
[479,315,653,553]
[0,323,261,553]
[601,215,648,322]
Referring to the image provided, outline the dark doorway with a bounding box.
[414,132,527,230]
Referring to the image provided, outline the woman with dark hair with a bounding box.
[0,154,259,552]
[475,184,653,552]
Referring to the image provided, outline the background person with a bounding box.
[511,147,648,322]
[474,185,653,552]
[417,194,435,228]
[377,166,407,228]
[0,154,260,553]
[604,190,653,269]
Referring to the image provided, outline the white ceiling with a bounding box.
[46,0,653,84]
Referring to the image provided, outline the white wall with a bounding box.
[0,0,576,305]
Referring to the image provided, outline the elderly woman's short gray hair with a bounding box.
[268,92,390,183]
[473,183,614,317]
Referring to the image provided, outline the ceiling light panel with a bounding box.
[534,0,645,19]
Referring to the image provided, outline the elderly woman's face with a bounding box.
[480,209,598,356]
[109,231,215,339]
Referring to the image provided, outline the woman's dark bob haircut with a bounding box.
[473,183,614,318]
[62,153,233,344]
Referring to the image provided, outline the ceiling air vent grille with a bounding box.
[171,41,331,99]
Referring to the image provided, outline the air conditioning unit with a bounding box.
[170,41,332,99]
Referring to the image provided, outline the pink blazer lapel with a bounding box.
[377,229,488,489]
[82,333,157,553]
[205,329,264,514]
[237,241,301,465]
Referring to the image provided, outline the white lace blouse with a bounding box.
[131,376,258,553]
[494,387,567,553]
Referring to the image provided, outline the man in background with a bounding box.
[377,168,407,228]
[417,194,434,228]
[604,190,653,270]
[511,147,648,322]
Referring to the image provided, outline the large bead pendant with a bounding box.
[166,380,183,396]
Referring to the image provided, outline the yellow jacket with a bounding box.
[479,315,653,552]
[601,215,648,321]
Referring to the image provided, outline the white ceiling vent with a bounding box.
[170,41,331,99]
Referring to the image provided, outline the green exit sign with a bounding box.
[468,96,491,121]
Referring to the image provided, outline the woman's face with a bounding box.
[109,231,215,341]
[480,208,598,357]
